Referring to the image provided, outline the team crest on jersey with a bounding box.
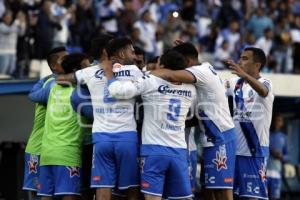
[28,155,38,174]
[259,164,267,182]
[246,90,254,102]
[212,145,228,171]
[66,167,80,178]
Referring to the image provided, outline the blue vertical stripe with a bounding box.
[234,78,268,157]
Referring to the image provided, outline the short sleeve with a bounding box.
[75,66,99,85]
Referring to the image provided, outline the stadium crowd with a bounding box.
[1,0,300,78]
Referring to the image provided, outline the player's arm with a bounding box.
[226,60,269,97]
[102,57,142,99]
[28,78,54,104]
[186,93,198,127]
[28,76,49,95]
[70,85,93,120]
[150,68,196,83]
[56,73,77,85]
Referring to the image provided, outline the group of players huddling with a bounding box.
[22,34,274,200]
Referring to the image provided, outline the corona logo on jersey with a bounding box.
[212,145,228,171]
[158,85,192,97]
[28,155,38,174]
[66,167,80,178]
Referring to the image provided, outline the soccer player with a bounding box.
[151,42,237,200]
[267,113,288,200]
[58,37,143,200]
[226,47,274,200]
[32,54,90,200]
[22,47,67,199]
[63,53,94,200]
[103,49,196,200]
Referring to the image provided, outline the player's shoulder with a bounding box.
[119,64,139,70]
[259,76,273,90]
[140,74,160,85]
[79,64,101,74]
[259,76,272,84]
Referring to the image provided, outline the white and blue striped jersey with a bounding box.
[75,64,143,142]
[186,62,236,147]
[108,74,196,157]
[227,77,274,157]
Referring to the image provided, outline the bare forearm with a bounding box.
[151,69,195,83]
[56,73,77,84]
[243,74,268,97]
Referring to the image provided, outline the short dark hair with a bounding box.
[46,46,66,68]
[61,53,90,74]
[105,37,133,58]
[147,56,159,64]
[89,34,115,60]
[159,50,187,70]
[134,46,145,56]
[244,47,267,70]
[172,42,198,60]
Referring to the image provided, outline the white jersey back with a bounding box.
[75,64,143,134]
[227,77,274,157]
[186,62,235,147]
[139,75,196,149]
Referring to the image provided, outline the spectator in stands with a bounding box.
[216,0,240,29]
[273,31,293,73]
[51,0,74,48]
[0,0,5,18]
[290,14,300,73]
[133,9,157,60]
[69,0,95,53]
[162,10,184,51]
[1,0,300,78]
[216,20,240,58]
[35,0,58,60]
[97,0,123,36]
[180,0,196,22]
[267,113,289,200]
[247,7,274,39]
[255,28,274,57]
[130,27,145,50]
[0,10,26,75]
[214,40,230,69]
[119,0,137,36]
[180,22,199,47]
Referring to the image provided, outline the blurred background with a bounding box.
[0,0,300,199]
